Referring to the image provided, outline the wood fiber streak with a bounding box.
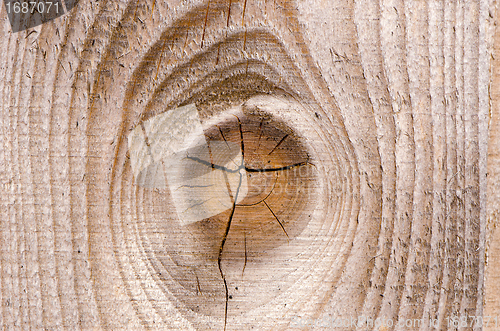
[423,1,446,328]
[485,0,500,329]
[378,0,416,324]
[354,0,397,322]
[0,0,495,330]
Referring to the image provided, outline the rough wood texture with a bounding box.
[0,0,498,330]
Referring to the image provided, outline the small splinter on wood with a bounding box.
[150,0,156,21]
[201,0,211,48]
[194,270,202,294]
[242,231,247,277]
[242,0,247,26]
[154,38,168,82]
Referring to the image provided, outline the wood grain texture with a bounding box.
[485,0,500,329]
[0,0,497,330]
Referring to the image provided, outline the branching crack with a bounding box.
[183,117,311,330]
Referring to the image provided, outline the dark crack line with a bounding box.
[237,173,279,207]
[233,115,245,160]
[186,155,240,173]
[187,155,309,174]
[222,170,235,205]
[263,200,289,241]
[217,125,240,168]
[245,161,308,172]
[243,29,248,53]
[218,126,231,151]
[267,134,288,155]
[206,138,215,169]
[218,171,243,331]
[255,119,264,153]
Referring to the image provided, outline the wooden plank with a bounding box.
[0,0,496,329]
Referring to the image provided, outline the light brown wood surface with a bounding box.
[0,0,498,330]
